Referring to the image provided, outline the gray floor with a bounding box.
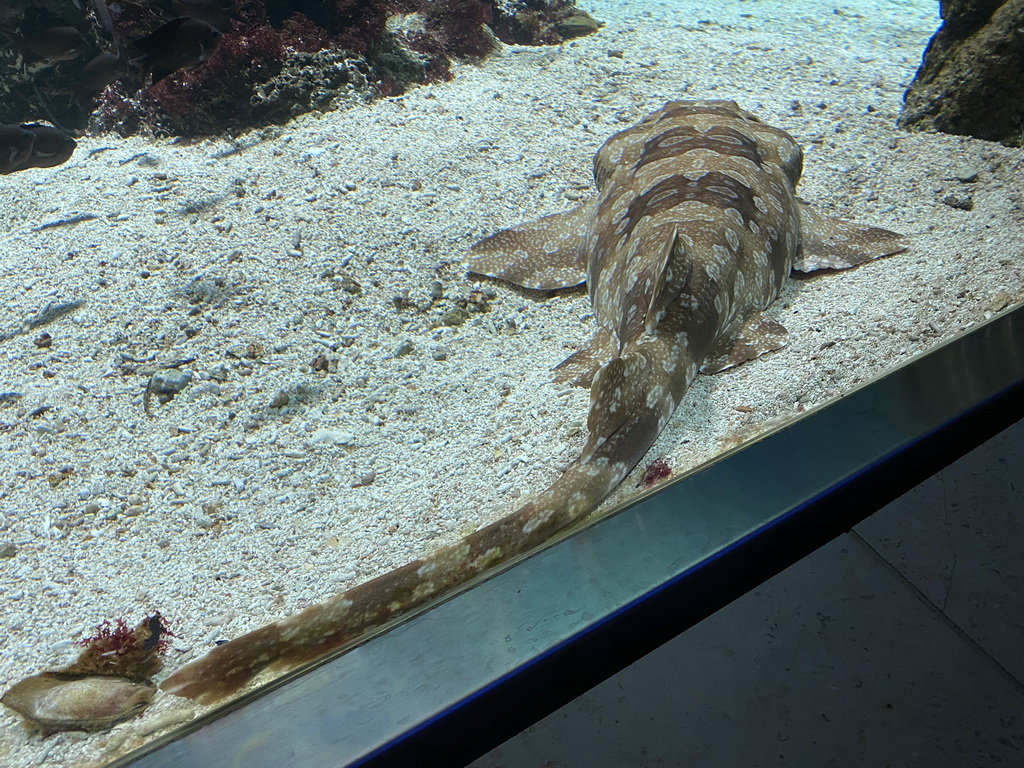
[471,418,1024,768]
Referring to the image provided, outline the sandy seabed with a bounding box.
[2,0,1023,764]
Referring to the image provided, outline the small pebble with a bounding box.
[953,166,979,183]
[311,429,355,446]
[135,708,196,737]
[148,370,193,407]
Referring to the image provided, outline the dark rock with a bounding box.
[942,191,975,210]
[491,0,602,45]
[145,369,193,414]
[899,0,1024,147]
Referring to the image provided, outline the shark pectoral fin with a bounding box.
[553,327,616,388]
[794,201,908,273]
[464,204,592,290]
[700,313,789,374]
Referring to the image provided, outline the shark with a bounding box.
[160,99,907,703]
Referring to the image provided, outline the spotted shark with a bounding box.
[161,100,907,702]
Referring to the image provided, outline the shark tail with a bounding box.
[158,468,622,703]
[161,344,687,703]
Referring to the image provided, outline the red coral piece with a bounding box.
[76,617,136,654]
[76,613,177,656]
[639,457,672,488]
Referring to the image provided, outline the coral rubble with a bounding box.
[0,0,601,137]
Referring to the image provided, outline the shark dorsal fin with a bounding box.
[642,227,680,338]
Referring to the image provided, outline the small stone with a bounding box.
[208,364,230,382]
[135,707,196,737]
[311,429,355,445]
[984,291,1013,315]
[270,390,290,408]
[953,166,980,183]
[0,542,16,558]
[941,192,973,211]
[441,308,469,327]
[338,275,362,295]
[431,345,449,361]
[557,11,600,38]
[148,370,193,408]
[393,339,415,357]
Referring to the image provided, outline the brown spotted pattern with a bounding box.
[160,101,907,703]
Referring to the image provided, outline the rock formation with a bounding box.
[899,0,1024,147]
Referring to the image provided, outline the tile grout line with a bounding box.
[846,529,1024,697]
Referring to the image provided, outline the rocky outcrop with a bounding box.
[0,0,601,137]
[899,0,1024,147]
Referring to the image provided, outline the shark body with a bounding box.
[161,100,907,702]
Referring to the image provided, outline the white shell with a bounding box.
[1,673,155,732]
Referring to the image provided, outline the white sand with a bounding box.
[2,0,1023,764]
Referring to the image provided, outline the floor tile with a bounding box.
[857,419,1024,681]
[471,534,1024,768]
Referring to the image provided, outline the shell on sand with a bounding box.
[1,672,155,732]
